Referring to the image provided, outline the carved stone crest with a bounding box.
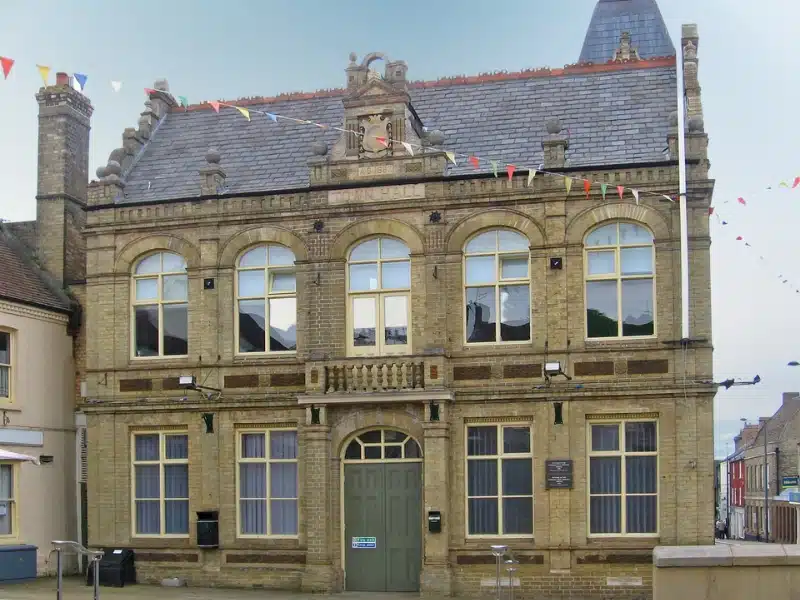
[358,114,393,158]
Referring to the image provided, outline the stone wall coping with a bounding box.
[654,544,796,568]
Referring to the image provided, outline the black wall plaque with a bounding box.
[545,459,573,489]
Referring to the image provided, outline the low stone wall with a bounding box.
[653,544,800,600]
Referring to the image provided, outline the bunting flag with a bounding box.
[794,177,800,189]
[376,136,388,147]
[708,207,714,216]
[445,151,457,165]
[490,160,498,178]
[632,189,640,205]
[73,73,87,91]
[401,142,413,156]
[36,65,50,86]
[779,181,790,188]
[235,106,250,121]
[266,112,277,122]
[507,165,516,181]
[737,197,746,205]
[0,57,14,79]
[583,179,591,199]
[209,101,220,113]
[617,185,624,200]
[565,177,573,195]
[144,87,157,95]
[600,183,608,200]
[527,169,537,187]
[736,236,743,241]
[111,80,122,92]
[469,156,480,169]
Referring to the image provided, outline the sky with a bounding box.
[0,0,798,457]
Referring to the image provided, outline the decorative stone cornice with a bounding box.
[0,300,69,325]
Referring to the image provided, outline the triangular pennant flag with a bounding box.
[178,96,188,108]
[746,243,752,247]
[527,169,537,187]
[36,65,50,86]
[736,236,743,241]
[376,136,388,147]
[631,189,640,205]
[780,181,789,188]
[73,73,87,91]
[617,185,625,200]
[144,87,157,95]
[490,161,498,177]
[401,142,414,156]
[236,106,251,121]
[794,176,800,189]
[721,221,728,225]
[266,112,277,122]
[445,151,457,165]
[583,179,591,199]
[600,183,608,200]
[737,197,746,205]
[564,177,573,195]
[209,101,221,113]
[469,156,480,169]
[708,207,714,216]
[663,194,675,202]
[0,57,14,80]
[507,165,516,181]
[111,80,122,92]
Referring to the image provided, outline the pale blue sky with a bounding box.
[1,0,798,456]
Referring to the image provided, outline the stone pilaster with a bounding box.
[301,422,335,592]
[421,410,452,596]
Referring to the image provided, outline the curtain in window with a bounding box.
[0,465,12,535]
[589,457,621,533]
[240,463,266,534]
[0,367,8,398]
[164,464,189,534]
[135,465,160,534]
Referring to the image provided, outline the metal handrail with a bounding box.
[51,540,103,600]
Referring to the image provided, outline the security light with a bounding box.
[544,361,572,381]
[179,375,196,389]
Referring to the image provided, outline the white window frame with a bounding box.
[463,229,531,346]
[0,329,12,403]
[0,462,17,539]
[130,431,189,538]
[234,244,298,356]
[465,422,534,539]
[346,236,411,357]
[130,251,189,359]
[235,428,299,539]
[583,221,656,340]
[587,419,659,538]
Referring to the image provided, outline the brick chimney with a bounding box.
[35,71,94,286]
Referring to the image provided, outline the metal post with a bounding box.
[93,556,100,600]
[765,425,770,542]
[490,545,508,600]
[55,548,62,600]
[505,558,518,600]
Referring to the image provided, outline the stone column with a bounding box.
[301,413,335,592]
[421,402,451,596]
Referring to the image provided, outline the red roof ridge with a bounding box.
[175,56,676,113]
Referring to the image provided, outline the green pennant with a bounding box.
[178,95,188,107]
[491,160,498,178]
[600,183,608,200]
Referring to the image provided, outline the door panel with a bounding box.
[344,464,386,591]
[385,463,422,592]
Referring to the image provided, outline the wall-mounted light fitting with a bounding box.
[202,413,214,434]
[429,401,440,422]
[544,361,572,382]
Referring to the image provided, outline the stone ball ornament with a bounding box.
[546,118,562,135]
[205,148,221,164]
[311,141,328,156]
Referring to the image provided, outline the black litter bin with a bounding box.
[86,548,136,587]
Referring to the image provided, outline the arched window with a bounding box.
[236,244,297,354]
[464,229,531,344]
[347,237,411,356]
[584,222,655,339]
[132,252,188,357]
[343,429,422,461]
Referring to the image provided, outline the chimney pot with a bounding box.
[56,72,70,86]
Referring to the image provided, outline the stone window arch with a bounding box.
[236,244,297,354]
[342,428,422,461]
[584,221,656,339]
[347,236,411,356]
[132,251,188,358]
[463,229,531,344]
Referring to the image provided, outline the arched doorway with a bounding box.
[341,428,423,592]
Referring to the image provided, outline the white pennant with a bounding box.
[401,141,414,156]
[111,81,122,92]
[632,189,640,205]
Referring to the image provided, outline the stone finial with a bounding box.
[105,160,122,177]
[545,118,562,135]
[349,52,358,65]
[311,141,328,156]
[683,40,697,61]
[543,118,568,168]
[200,147,226,195]
[668,111,679,129]
[205,147,221,164]
[612,31,640,62]
[688,115,704,133]
[96,165,107,179]
[154,79,170,92]
[108,148,126,166]
[425,129,445,146]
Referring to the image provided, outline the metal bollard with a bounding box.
[55,548,63,600]
[505,558,519,600]
[92,555,100,600]
[490,545,508,600]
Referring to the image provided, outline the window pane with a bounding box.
[0,465,11,498]
[590,496,621,534]
[359,430,381,443]
[270,272,296,293]
[135,434,160,461]
[240,500,266,534]
[467,426,498,456]
[136,501,160,534]
[164,465,188,498]
[385,445,402,459]
[238,270,265,297]
[380,238,410,259]
[465,256,496,285]
[364,446,381,459]
[621,279,654,336]
[381,261,410,289]
[345,440,361,459]
[349,263,378,291]
[352,297,376,347]
[268,245,295,266]
[503,427,530,454]
[135,254,162,275]
[502,458,533,495]
[0,332,8,364]
[240,246,267,267]
[384,296,408,346]
[384,430,406,443]
[625,422,657,452]
[501,257,528,279]
[162,252,187,272]
[163,304,188,356]
[269,297,297,351]
[238,300,266,353]
[503,498,533,534]
[270,463,297,498]
[404,439,422,458]
[621,247,653,276]
[270,431,298,459]
[468,459,498,496]
[626,496,657,533]
[135,465,160,498]
[351,239,379,261]
[590,457,621,494]
[165,500,189,534]
[135,278,158,301]
[500,285,530,342]
[271,500,298,535]
[134,306,159,356]
[498,230,528,252]
[241,433,266,458]
[586,224,618,247]
[466,287,496,343]
[587,251,616,276]
[626,456,657,493]
[165,435,188,460]
[163,275,188,302]
[468,498,498,534]
[586,281,618,338]
[591,425,619,451]
[619,223,653,245]
[465,231,496,254]
[240,463,267,497]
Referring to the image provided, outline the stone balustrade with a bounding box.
[325,360,425,393]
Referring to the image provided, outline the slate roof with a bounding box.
[0,224,72,314]
[119,61,677,204]
[751,394,800,448]
[579,0,675,64]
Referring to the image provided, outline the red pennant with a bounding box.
[0,57,13,80]
[209,101,220,113]
[376,136,388,147]
[736,236,743,241]
[708,207,714,216]
[144,87,157,95]
[584,179,591,199]
[506,165,516,181]
[617,186,624,200]
[737,197,746,205]
[793,177,800,189]
[469,156,480,169]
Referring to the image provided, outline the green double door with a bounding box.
[344,462,422,592]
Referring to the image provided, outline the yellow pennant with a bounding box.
[445,151,457,165]
[236,106,251,122]
[564,177,573,195]
[527,169,537,187]
[36,64,50,86]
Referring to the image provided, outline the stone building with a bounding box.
[14,0,713,596]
